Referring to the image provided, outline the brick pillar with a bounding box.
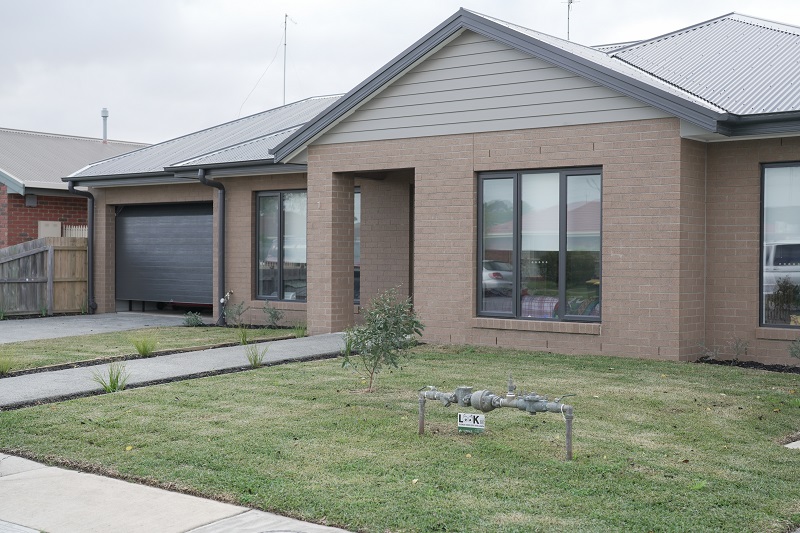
[307,171,355,334]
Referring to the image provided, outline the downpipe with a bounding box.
[197,169,226,326]
[67,181,97,314]
[418,377,575,460]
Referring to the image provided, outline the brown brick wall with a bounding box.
[358,170,412,305]
[306,171,354,335]
[307,118,707,360]
[92,176,308,324]
[706,137,800,365]
[0,188,87,247]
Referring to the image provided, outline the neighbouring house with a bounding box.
[66,10,800,364]
[0,127,147,247]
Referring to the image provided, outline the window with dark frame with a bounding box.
[478,168,602,321]
[256,190,307,301]
[761,163,800,327]
[256,189,361,303]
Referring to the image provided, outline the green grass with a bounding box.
[1,345,799,532]
[0,327,289,371]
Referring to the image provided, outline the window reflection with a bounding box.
[763,165,800,326]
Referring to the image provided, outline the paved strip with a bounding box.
[0,453,353,533]
[0,312,185,344]
[0,334,345,409]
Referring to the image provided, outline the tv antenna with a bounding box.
[564,0,579,41]
[284,13,297,105]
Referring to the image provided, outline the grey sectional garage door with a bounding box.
[116,203,213,304]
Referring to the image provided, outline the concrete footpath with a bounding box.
[0,453,351,533]
[0,325,352,532]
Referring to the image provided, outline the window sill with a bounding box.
[755,327,800,341]
[471,317,601,335]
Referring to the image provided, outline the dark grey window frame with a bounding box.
[477,167,602,322]
[255,189,307,302]
[760,161,800,328]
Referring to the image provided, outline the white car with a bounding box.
[482,260,513,295]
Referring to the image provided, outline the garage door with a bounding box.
[116,203,213,304]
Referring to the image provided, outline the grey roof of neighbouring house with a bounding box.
[69,96,341,181]
[0,128,147,195]
[610,13,800,115]
[273,10,800,162]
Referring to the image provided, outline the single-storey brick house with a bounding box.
[0,127,146,247]
[67,10,800,364]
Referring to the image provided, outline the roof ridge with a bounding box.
[0,126,146,146]
[728,12,800,36]
[611,12,800,55]
[611,54,731,113]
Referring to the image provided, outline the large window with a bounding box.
[257,191,307,300]
[479,168,601,321]
[762,163,800,327]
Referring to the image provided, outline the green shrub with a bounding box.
[0,357,12,376]
[342,288,423,392]
[236,325,249,346]
[244,343,268,368]
[292,323,307,339]
[132,336,157,357]
[223,300,247,327]
[789,338,800,362]
[92,362,129,392]
[184,311,204,327]
[262,302,284,328]
[727,336,749,362]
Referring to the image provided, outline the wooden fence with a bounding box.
[0,237,88,316]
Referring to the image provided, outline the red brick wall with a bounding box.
[0,189,87,247]
[0,185,8,247]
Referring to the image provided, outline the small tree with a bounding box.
[342,288,423,392]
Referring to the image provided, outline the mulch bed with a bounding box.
[696,357,800,375]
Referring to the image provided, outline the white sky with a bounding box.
[3,0,800,144]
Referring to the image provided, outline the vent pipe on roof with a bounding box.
[101,108,109,144]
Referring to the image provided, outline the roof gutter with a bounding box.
[67,182,97,314]
[197,169,226,326]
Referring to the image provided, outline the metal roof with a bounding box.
[273,9,733,163]
[592,41,641,53]
[611,13,800,115]
[71,96,340,179]
[0,128,146,194]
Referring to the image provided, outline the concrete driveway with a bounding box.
[0,312,185,344]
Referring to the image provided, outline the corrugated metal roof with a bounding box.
[592,41,641,53]
[611,14,800,114]
[170,128,300,168]
[474,11,727,113]
[73,96,340,178]
[0,128,146,192]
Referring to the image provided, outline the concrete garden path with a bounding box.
[0,333,345,409]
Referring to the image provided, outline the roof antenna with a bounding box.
[564,0,579,41]
[283,13,297,106]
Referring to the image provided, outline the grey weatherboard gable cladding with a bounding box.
[272,10,800,162]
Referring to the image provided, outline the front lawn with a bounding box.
[0,327,289,372]
[1,345,799,532]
